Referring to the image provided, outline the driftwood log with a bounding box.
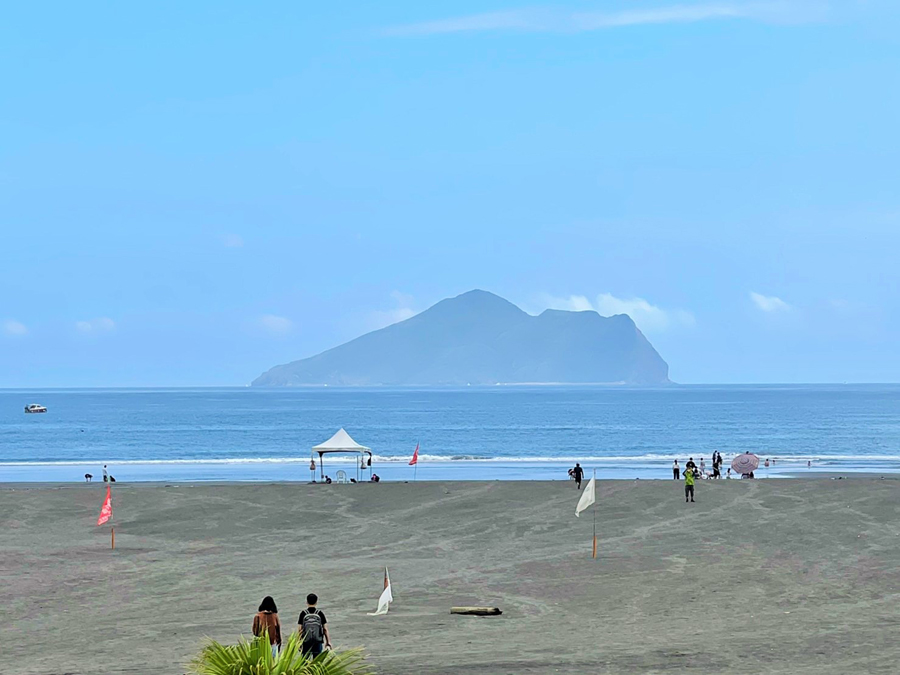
[450,606,502,616]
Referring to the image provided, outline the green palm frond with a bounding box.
[189,631,373,675]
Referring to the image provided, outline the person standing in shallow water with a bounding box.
[572,463,584,489]
[252,596,282,658]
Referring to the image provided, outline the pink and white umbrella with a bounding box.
[731,452,760,475]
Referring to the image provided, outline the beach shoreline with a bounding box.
[5,457,900,483]
[4,479,900,674]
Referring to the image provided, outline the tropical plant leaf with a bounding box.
[189,631,373,675]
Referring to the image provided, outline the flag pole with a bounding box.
[110,483,115,550]
[591,469,597,559]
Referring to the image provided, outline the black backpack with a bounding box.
[301,609,324,644]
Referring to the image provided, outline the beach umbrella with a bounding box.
[731,452,760,475]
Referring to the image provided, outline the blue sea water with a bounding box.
[2,385,900,482]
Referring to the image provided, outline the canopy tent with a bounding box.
[312,428,373,482]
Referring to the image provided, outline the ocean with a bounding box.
[2,385,900,482]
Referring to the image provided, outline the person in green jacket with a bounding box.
[684,467,696,503]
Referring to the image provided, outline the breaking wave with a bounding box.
[4,453,900,466]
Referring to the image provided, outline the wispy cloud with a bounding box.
[2,319,28,336]
[368,291,418,330]
[75,317,116,334]
[222,233,244,248]
[538,292,694,333]
[384,1,826,36]
[750,291,790,312]
[258,314,293,335]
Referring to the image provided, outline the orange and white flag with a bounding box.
[97,486,112,526]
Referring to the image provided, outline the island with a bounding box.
[252,289,670,386]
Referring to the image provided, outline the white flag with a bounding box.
[575,476,596,517]
[368,567,393,616]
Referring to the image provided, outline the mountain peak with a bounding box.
[252,291,669,386]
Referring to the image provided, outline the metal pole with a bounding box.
[111,483,115,550]
[592,469,597,559]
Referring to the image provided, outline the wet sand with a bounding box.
[3,478,900,674]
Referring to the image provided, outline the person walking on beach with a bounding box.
[673,459,680,480]
[252,596,283,658]
[572,463,584,489]
[684,465,696,503]
[298,593,331,658]
[102,465,108,483]
[699,457,706,475]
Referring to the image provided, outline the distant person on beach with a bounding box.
[298,593,331,658]
[84,473,92,483]
[764,458,770,468]
[572,463,584,489]
[684,466,695,503]
[324,476,332,484]
[102,465,108,483]
[700,457,706,474]
[252,596,282,658]
[673,460,680,480]
[686,457,696,473]
[808,460,812,469]
[712,462,721,479]
[727,467,732,479]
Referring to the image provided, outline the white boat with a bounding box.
[24,403,47,414]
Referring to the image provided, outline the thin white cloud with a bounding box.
[750,291,790,312]
[384,1,826,36]
[368,291,419,330]
[2,319,28,336]
[222,233,244,248]
[538,293,694,333]
[258,314,293,335]
[75,317,116,334]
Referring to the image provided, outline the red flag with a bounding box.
[409,443,419,466]
[97,486,112,526]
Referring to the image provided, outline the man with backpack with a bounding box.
[298,593,331,658]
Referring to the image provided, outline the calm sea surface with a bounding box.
[2,385,899,481]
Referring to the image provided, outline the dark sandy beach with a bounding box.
[3,478,900,674]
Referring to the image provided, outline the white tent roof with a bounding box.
[312,428,371,454]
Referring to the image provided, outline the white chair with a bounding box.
[335,470,348,484]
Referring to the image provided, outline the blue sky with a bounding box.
[2,1,899,386]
